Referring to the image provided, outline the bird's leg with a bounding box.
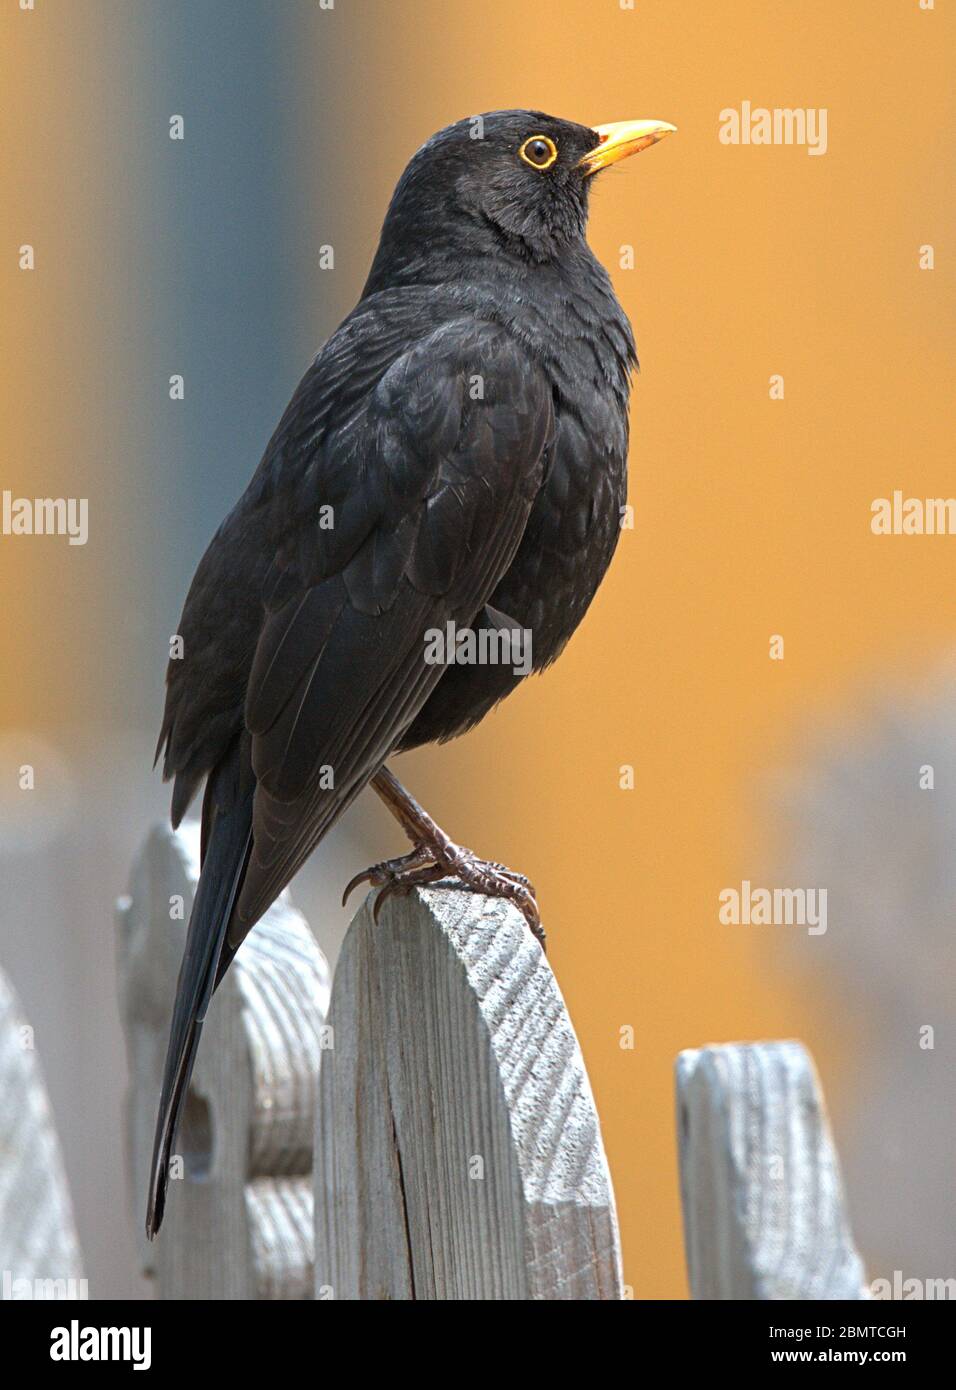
[342,765,545,949]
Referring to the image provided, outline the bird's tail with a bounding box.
[145,743,254,1239]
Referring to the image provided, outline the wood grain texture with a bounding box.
[117,823,331,1299]
[0,965,84,1298]
[676,1040,867,1300]
[315,886,622,1300]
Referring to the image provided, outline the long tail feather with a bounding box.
[145,750,254,1239]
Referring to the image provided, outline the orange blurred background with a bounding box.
[2,0,953,1297]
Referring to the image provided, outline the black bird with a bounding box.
[147,109,675,1237]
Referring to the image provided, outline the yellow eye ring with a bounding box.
[519,135,558,171]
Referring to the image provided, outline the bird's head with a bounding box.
[362,109,675,291]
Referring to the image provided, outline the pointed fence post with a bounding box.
[117,823,331,1299]
[676,1040,868,1300]
[0,966,84,1300]
[314,886,623,1300]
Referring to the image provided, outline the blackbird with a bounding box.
[146,109,675,1237]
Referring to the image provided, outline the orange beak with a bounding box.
[578,119,677,175]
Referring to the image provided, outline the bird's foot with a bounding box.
[342,844,443,912]
[343,840,544,949]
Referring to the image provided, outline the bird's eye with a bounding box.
[519,135,558,171]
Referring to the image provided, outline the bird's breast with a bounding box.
[489,391,628,667]
[488,268,634,664]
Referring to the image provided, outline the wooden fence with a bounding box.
[0,967,84,1300]
[0,822,869,1300]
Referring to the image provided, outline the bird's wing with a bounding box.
[155,289,443,825]
[230,316,553,940]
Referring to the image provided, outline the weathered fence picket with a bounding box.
[0,966,84,1298]
[314,886,623,1299]
[676,1041,868,1299]
[116,824,331,1299]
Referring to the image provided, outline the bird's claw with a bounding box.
[341,844,435,907]
[343,842,545,950]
